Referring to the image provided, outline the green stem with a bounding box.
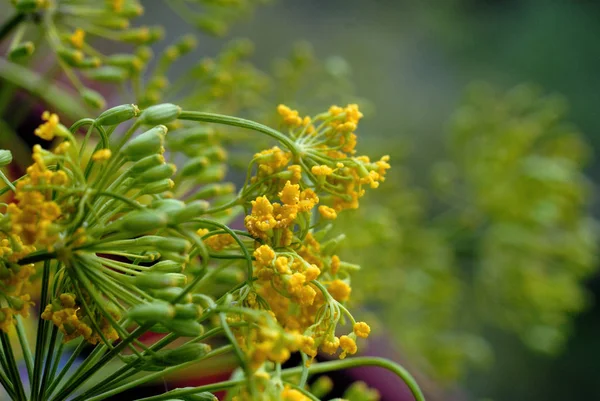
[17,249,57,265]
[132,356,425,401]
[85,345,234,401]
[0,331,27,400]
[30,260,52,401]
[0,13,25,43]
[178,111,299,157]
[15,316,34,382]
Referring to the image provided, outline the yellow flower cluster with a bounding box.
[277,104,311,128]
[41,294,119,344]
[244,181,318,246]
[6,146,65,248]
[270,104,391,212]
[253,146,292,179]
[34,111,62,141]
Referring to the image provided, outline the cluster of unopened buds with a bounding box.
[0,102,422,401]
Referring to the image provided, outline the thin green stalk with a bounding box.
[178,111,299,157]
[132,357,425,401]
[30,260,52,401]
[85,345,234,401]
[38,325,60,400]
[15,316,34,381]
[0,331,27,400]
[46,339,86,398]
[0,13,25,42]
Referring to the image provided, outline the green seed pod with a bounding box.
[182,393,217,401]
[136,163,177,184]
[94,16,130,30]
[167,200,210,224]
[194,165,226,184]
[311,376,334,398]
[159,251,189,265]
[106,54,144,72]
[166,126,214,149]
[150,343,211,366]
[86,66,129,83]
[121,125,167,161]
[96,104,140,126]
[134,236,191,254]
[188,183,236,201]
[118,2,144,18]
[140,103,181,125]
[140,179,174,195]
[136,46,154,62]
[0,150,12,167]
[76,57,102,69]
[130,154,165,174]
[14,0,43,12]
[119,210,168,233]
[135,273,187,289]
[214,268,244,285]
[174,304,202,320]
[57,48,84,66]
[163,319,204,337]
[152,198,185,212]
[151,287,191,302]
[176,35,198,53]
[180,157,209,178]
[198,146,227,162]
[128,302,175,323]
[81,88,106,109]
[8,42,35,61]
[149,260,184,274]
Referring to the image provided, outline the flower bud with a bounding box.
[152,198,185,213]
[94,16,130,30]
[119,210,168,234]
[81,88,106,109]
[96,104,140,126]
[180,156,209,178]
[136,163,177,184]
[139,103,181,125]
[149,260,184,274]
[0,150,12,167]
[14,0,42,11]
[167,200,209,224]
[140,179,174,195]
[121,125,167,161]
[76,57,102,69]
[163,319,203,337]
[174,304,202,320]
[106,54,144,73]
[188,183,235,201]
[151,287,191,302]
[150,343,210,366]
[86,66,129,83]
[128,302,175,323]
[8,42,34,61]
[180,392,217,401]
[135,273,187,289]
[166,126,214,150]
[130,154,165,174]
[57,48,84,66]
[198,146,227,162]
[194,165,226,184]
[159,251,190,265]
[139,236,191,254]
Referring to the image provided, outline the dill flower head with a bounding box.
[4,0,161,108]
[0,103,416,401]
